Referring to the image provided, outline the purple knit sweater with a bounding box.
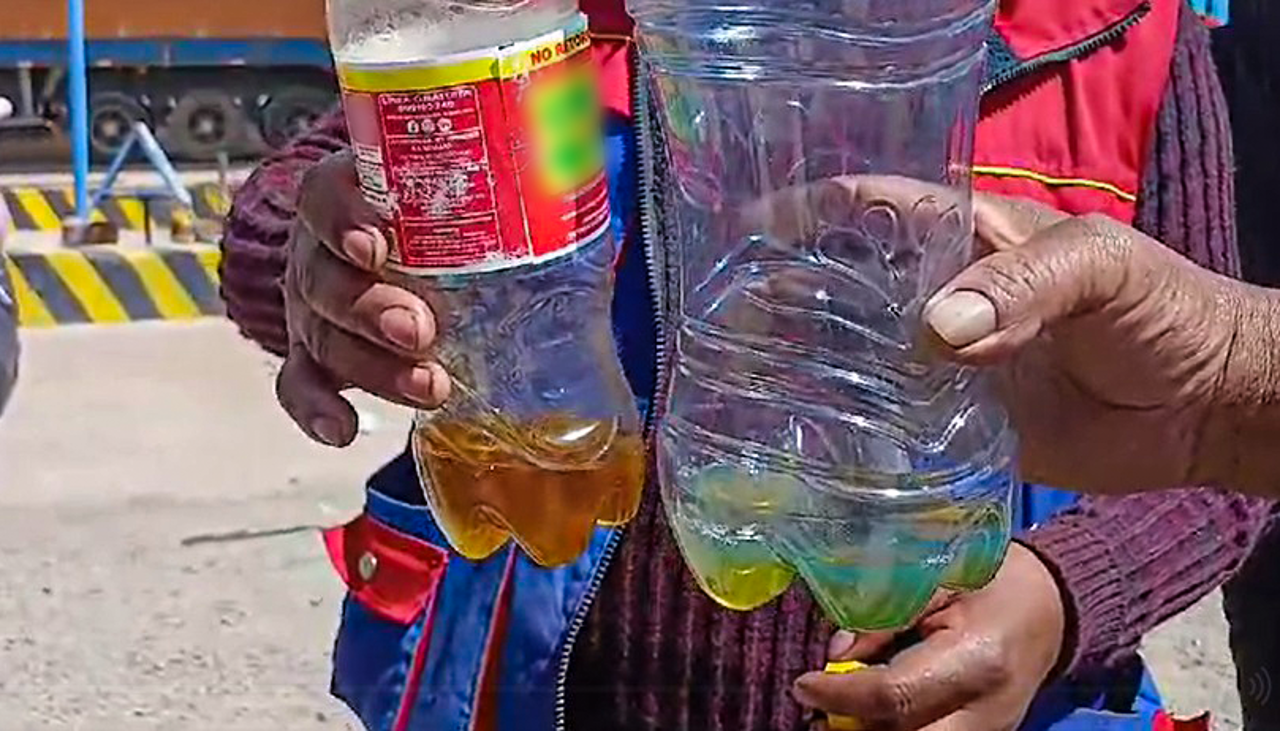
[219,6,1274,729]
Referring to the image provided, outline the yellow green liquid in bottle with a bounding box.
[666,466,798,610]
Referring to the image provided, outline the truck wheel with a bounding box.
[261,87,336,149]
[89,92,148,159]
[166,90,249,161]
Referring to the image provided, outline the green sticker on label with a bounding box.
[529,66,605,195]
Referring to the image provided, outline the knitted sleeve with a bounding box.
[219,110,350,357]
[1023,5,1276,676]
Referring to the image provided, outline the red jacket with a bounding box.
[597,0,1176,223]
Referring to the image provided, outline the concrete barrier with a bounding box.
[3,247,223,327]
[1,183,229,235]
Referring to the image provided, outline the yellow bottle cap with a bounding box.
[822,660,868,731]
[824,660,868,674]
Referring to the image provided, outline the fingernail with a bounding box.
[310,416,346,446]
[380,308,421,351]
[398,366,438,405]
[342,228,382,270]
[828,632,858,660]
[926,290,997,347]
[792,676,818,707]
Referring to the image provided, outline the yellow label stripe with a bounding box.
[973,165,1138,203]
[117,250,201,320]
[340,17,590,93]
[4,257,57,328]
[500,24,592,77]
[340,58,499,93]
[43,251,130,323]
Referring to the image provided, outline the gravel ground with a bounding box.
[0,322,1245,729]
[1144,592,1243,728]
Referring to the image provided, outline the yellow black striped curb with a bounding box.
[1,183,230,232]
[4,247,224,327]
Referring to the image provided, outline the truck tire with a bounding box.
[261,86,336,149]
[166,90,249,161]
[89,92,148,159]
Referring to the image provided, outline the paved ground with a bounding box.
[0,322,1244,729]
[0,322,405,730]
[1145,594,1243,728]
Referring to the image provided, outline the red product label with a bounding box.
[339,16,611,273]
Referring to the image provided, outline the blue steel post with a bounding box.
[68,0,90,220]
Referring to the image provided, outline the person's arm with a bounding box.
[0,199,17,416]
[1023,8,1275,674]
[219,110,350,357]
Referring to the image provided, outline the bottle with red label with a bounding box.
[328,0,644,568]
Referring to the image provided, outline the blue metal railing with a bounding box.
[68,0,89,220]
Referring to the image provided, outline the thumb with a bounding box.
[924,213,1133,365]
[276,345,359,447]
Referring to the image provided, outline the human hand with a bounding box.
[277,151,450,446]
[793,543,1066,731]
[923,194,1243,494]
[739,177,1268,494]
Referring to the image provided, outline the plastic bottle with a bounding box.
[327,0,644,568]
[632,0,1017,631]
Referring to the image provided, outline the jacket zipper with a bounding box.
[982,1,1152,94]
[552,3,1152,723]
[553,42,670,731]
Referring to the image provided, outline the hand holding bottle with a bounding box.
[277,151,450,447]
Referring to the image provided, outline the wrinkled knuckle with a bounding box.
[867,678,915,723]
[1077,213,1131,260]
[979,249,1041,308]
[1075,212,1115,236]
[887,681,916,727]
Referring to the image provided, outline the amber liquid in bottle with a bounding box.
[414,414,646,567]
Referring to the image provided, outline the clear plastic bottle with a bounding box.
[632,0,1017,630]
[328,0,644,567]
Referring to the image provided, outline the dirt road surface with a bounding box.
[0,322,1243,729]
